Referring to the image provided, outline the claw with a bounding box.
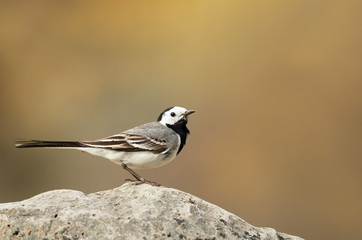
[142,180,161,187]
[124,178,161,186]
[122,163,161,187]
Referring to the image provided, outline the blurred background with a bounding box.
[0,1,361,239]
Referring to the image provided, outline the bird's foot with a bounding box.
[122,163,161,186]
[125,178,161,187]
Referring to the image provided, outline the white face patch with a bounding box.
[159,106,189,126]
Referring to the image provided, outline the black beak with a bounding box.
[184,110,196,116]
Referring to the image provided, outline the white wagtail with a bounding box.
[15,106,195,186]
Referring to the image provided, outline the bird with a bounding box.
[15,106,195,186]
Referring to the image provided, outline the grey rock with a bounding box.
[0,183,303,240]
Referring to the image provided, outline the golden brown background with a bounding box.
[1,1,361,239]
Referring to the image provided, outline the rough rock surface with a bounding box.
[0,183,303,240]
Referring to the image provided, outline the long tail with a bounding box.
[15,140,87,149]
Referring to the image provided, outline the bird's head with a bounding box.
[157,106,195,126]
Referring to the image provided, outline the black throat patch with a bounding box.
[166,119,190,154]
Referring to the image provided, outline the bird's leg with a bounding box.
[121,163,161,186]
[121,163,144,181]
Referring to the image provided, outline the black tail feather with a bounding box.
[15,140,86,148]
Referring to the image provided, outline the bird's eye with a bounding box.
[171,112,176,117]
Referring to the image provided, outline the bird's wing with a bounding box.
[81,133,168,154]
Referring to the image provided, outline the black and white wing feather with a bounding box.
[82,133,168,154]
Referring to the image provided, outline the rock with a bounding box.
[0,183,303,240]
